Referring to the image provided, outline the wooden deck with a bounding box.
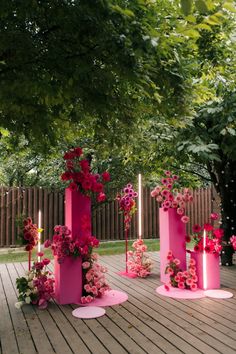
[1,252,236,354]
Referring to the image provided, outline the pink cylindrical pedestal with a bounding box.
[190,251,220,290]
[54,256,83,304]
[159,208,186,283]
[65,188,91,240]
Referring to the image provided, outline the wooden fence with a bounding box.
[0,186,219,247]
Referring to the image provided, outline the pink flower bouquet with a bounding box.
[44,225,99,264]
[127,239,153,277]
[151,171,193,223]
[116,183,138,230]
[16,254,54,309]
[165,251,198,291]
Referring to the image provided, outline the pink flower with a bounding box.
[181,215,189,223]
[213,228,224,238]
[189,258,196,266]
[173,258,180,266]
[97,192,106,203]
[190,283,197,291]
[178,282,185,289]
[82,261,91,269]
[151,190,158,197]
[177,208,184,215]
[165,171,171,176]
[211,212,219,220]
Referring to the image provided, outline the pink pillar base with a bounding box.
[159,208,186,283]
[54,256,83,305]
[190,251,220,290]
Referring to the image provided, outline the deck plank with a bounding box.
[0,252,236,354]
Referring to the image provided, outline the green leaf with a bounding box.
[195,0,209,13]
[196,23,212,31]
[181,0,193,16]
[222,2,236,13]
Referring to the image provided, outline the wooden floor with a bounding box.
[1,252,236,354]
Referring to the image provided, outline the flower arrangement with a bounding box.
[18,217,39,251]
[44,225,110,303]
[165,251,198,291]
[61,146,110,202]
[151,171,193,223]
[16,254,54,309]
[190,213,224,254]
[81,253,110,304]
[127,239,153,277]
[44,225,99,264]
[230,235,236,250]
[116,183,138,230]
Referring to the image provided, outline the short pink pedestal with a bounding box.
[65,188,91,240]
[159,208,186,283]
[54,256,82,304]
[190,251,220,290]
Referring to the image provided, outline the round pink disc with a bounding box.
[156,285,206,299]
[204,290,234,299]
[72,306,106,319]
[80,290,128,307]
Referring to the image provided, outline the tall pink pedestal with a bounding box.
[159,208,186,283]
[54,256,82,304]
[190,251,220,290]
[65,188,91,240]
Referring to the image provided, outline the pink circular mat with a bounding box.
[72,306,105,319]
[156,285,206,299]
[204,290,234,299]
[80,290,128,307]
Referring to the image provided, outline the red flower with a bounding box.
[61,171,72,181]
[74,147,83,156]
[25,244,34,252]
[210,212,219,220]
[193,224,201,233]
[80,159,90,172]
[204,223,213,232]
[82,179,92,190]
[194,245,200,252]
[63,151,75,160]
[69,182,78,191]
[185,235,191,243]
[101,171,110,182]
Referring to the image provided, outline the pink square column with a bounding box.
[190,251,220,289]
[65,188,91,239]
[54,256,82,304]
[159,208,186,283]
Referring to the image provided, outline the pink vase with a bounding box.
[65,188,91,240]
[190,251,220,290]
[159,208,186,283]
[54,256,83,304]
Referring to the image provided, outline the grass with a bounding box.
[0,239,160,264]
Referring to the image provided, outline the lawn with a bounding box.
[0,239,160,264]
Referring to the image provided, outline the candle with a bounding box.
[37,210,42,262]
[138,173,142,239]
[203,229,207,290]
